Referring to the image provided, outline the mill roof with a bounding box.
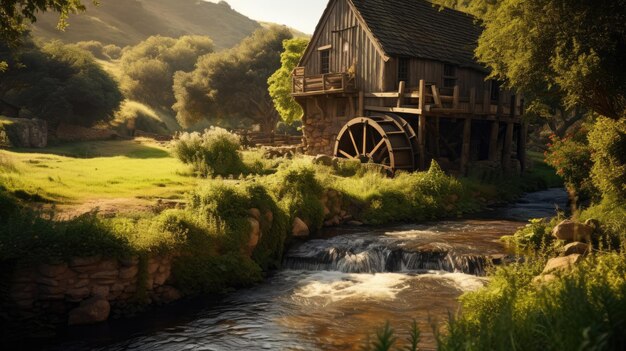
[348,0,485,72]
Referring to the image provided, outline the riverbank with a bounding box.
[38,189,567,351]
[0,140,561,343]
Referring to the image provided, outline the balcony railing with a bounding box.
[292,67,355,96]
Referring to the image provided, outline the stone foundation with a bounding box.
[6,255,179,327]
[301,96,352,156]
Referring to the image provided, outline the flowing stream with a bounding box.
[51,188,568,351]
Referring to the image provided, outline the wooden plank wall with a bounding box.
[300,0,387,92]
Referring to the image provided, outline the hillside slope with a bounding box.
[30,0,261,49]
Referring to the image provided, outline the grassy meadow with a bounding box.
[0,139,199,205]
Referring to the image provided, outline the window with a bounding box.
[320,50,330,74]
[443,64,457,88]
[398,57,410,84]
[490,80,501,101]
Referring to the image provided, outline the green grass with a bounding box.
[0,139,200,203]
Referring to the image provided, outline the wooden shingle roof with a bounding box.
[349,0,486,72]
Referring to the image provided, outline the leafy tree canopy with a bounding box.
[0,37,123,127]
[268,38,308,125]
[173,26,292,132]
[442,0,626,119]
[119,35,214,111]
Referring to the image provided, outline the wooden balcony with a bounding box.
[292,67,355,96]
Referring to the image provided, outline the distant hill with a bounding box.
[30,0,262,49]
[259,22,311,39]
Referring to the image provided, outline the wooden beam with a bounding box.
[397,81,406,108]
[418,114,427,170]
[502,122,514,174]
[488,121,500,162]
[453,85,460,109]
[469,88,476,114]
[418,79,426,112]
[364,106,423,114]
[460,117,472,176]
[364,92,400,98]
[358,91,364,116]
[431,85,442,108]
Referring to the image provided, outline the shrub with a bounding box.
[579,199,626,249]
[588,117,626,204]
[111,100,170,136]
[171,127,247,177]
[501,217,561,253]
[545,130,597,204]
[73,41,107,60]
[102,44,122,60]
[437,253,626,351]
[269,165,325,232]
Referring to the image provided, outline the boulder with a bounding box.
[562,242,589,256]
[313,154,334,166]
[159,286,182,303]
[542,254,582,275]
[347,220,364,226]
[264,210,274,225]
[68,297,111,325]
[248,218,261,250]
[292,217,310,237]
[248,208,261,221]
[552,220,594,243]
[37,263,68,278]
[533,274,558,285]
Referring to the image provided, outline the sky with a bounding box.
[206,0,328,34]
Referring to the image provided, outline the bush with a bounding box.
[501,217,561,253]
[333,161,473,225]
[269,165,325,232]
[438,253,626,351]
[588,117,626,204]
[579,199,626,249]
[111,100,170,136]
[545,130,597,204]
[73,41,107,60]
[102,44,122,60]
[171,127,247,177]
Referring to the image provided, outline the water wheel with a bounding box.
[333,113,418,171]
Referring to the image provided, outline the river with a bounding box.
[51,188,568,351]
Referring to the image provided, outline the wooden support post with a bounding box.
[483,89,491,114]
[434,117,441,158]
[431,85,442,108]
[397,81,405,108]
[497,93,504,117]
[358,91,364,116]
[510,94,516,118]
[453,85,460,109]
[518,122,528,173]
[460,117,472,176]
[418,114,427,170]
[502,122,514,174]
[469,87,476,114]
[418,79,426,111]
[347,96,355,118]
[488,121,499,162]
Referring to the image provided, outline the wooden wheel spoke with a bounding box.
[369,139,386,157]
[338,149,355,159]
[362,123,367,155]
[348,128,359,156]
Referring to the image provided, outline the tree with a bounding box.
[268,38,308,125]
[0,0,97,47]
[120,35,214,111]
[470,0,626,119]
[173,26,292,133]
[0,38,123,127]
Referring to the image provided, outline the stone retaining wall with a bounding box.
[7,254,180,326]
